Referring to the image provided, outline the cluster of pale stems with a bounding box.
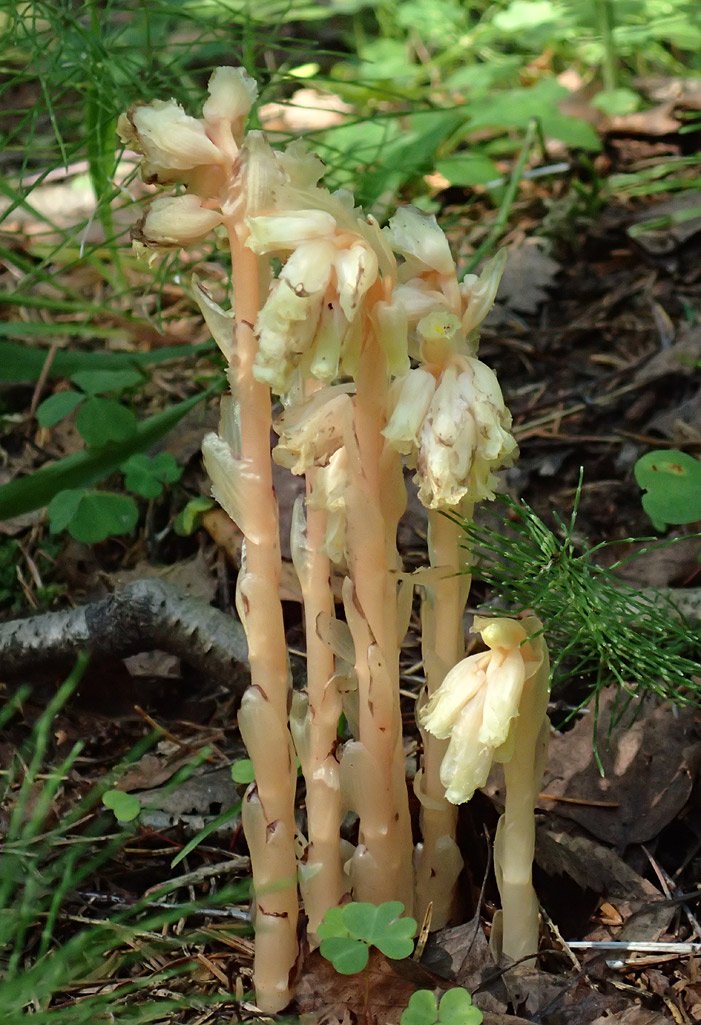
[118,67,552,1013]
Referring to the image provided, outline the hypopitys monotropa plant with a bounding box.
[119,67,527,1012]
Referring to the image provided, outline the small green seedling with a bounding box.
[231,758,256,784]
[634,449,701,530]
[102,789,141,823]
[318,901,416,974]
[401,988,483,1025]
[174,496,216,536]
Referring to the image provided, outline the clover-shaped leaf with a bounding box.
[48,489,139,543]
[401,988,483,1025]
[342,901,416,959]
[102,790,141,823]
[319,935,369,974]
[634,449,701,530]
[122,452,182,499]
[318,901,417,975]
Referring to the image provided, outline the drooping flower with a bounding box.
[273,386,353,475]
[132,195,223,249]
[383,354,517,509]
[118,67,257,251]
[419,617,545,804]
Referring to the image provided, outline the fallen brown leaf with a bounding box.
[538,691,700,848]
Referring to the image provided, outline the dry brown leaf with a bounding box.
[538,692,700,848]
[589,1008,673,1025]
[494,242,560,316]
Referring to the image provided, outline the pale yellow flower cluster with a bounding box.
[117,67,257,249]
[419,617,547,804]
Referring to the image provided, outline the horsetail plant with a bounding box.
[118,66,528,1012]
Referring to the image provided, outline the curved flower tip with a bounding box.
[133,194,223,250]
[385,206,455,278]
[273,386,352,475]
[202,66,257,128]
[460,249,507,337]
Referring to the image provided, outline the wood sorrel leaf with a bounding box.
[319,935,368,975]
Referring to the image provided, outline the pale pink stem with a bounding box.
[223,222,299,1013]
[415,508,471,928]
[342,332,414,912]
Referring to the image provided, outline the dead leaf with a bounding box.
[589,1008,672,1025]
[295,948,427,1024]
[605,103,681,137]
[629,192,701,255]
[494,242,560,316]
[645,383,701,444]
[596,535,701,589]
[260,88,351,134]
[536,825,660,902]
[109,551,217,602]
[633,325,701,384]
[538,692,700,847]
[422,915,508,1015]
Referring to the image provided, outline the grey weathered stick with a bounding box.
[0,579,248,689]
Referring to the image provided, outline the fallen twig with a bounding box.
[0,579,248,690]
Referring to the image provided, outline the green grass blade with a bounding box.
[0,389,210,519]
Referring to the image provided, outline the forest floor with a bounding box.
[2,87,701,1025]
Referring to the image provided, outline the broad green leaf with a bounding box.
[102,790,141,823]
[122,452,181,499]
[230,759,255,784]
[435,153,500,187]
[466,81,600,151]
[76,397,138,446]
[493,0,559,34]
[591,88,641,118]
[401,989,438,1025]
[0,389,207,520]
[46,489,84,534]
[319,935,369,974]
[36,390,85,427]
[634,450,701,529]
[438,988,482,1025]
[48,490,139,543]
[71,368,144,396]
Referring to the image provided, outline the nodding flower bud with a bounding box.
[383,355,517,510]
[118,66,256,185]
[419,617,545,804]
[133,195,223,249]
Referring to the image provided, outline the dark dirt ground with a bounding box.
[2,109,701,1025]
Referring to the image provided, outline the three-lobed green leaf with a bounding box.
[122,452,182,499]
[318,901,417,974]
[48,489,139,543]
